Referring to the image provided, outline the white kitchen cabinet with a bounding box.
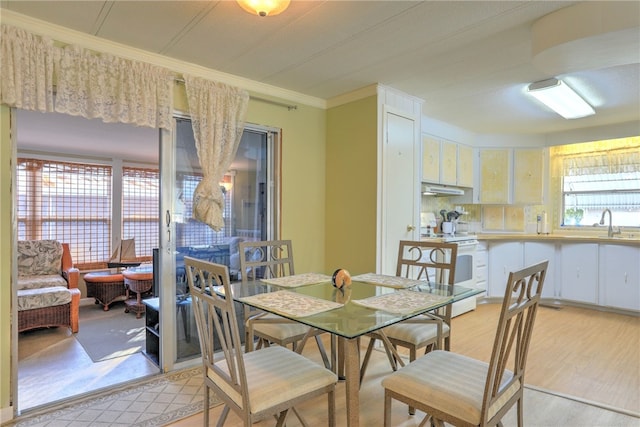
[477,147,545,205]
[598,245,640,311]
[422,136,440,183]
[440,140,457,185]
[560,243,598,304]
[479,148,511,204]
[475,240,488,292]
[513,148,544,205]
[524,242,555,298]
[457,144,474,188]
[422,136,474,188]
[487,241,524,297]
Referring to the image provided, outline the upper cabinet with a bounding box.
[513,149,544,204]
[479,148,511,204]
[422,136,440,183]
[422,135,473,188]
[457,144,474,188]
[478,147,546,205]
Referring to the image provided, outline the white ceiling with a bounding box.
[3,1,640,163]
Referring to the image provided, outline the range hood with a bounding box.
[422,184,465,196]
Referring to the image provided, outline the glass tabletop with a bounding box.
[214,278,483,339]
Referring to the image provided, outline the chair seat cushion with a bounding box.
[17,275,68,291]
[382,350,517,425]
[384,321,450,346]
[209,345,337,415]
[251,313,311,341]
[17,286,72,311]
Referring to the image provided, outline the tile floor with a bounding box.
[17,301,161,412]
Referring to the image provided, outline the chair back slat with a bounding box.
[396,240,458,286]
[482,260,548,422]
[239,240,294,281]
[185,256,249,411]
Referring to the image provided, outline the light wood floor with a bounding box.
[167,302,639,426]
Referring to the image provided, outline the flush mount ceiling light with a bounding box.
[237,0,290,17]
[527,78,595,119]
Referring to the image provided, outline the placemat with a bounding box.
[352,273,424,289]
[239,290,343,317]
[260,272,332,288]
[352,290,452,314]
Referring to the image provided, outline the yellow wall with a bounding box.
[0,105,13,421]
[325,96,378,274]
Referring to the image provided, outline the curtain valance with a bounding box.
[562,148,640,176]
[1,24,174,129]
[0,25,57,112]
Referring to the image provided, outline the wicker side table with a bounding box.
[84,272,126,311]
[123,269,153,319]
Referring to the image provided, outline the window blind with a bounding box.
[122,167,159,259]
[17,158,112,268]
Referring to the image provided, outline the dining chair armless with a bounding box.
[185,256,337,426]
[360,240,458,392]
[240,240,331,369]
[382,260,548,427]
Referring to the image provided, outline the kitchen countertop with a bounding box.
[475,233,640,246]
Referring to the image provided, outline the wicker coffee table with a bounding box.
[84,272,126,311]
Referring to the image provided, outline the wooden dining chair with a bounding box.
[360,240,458,388]
[185,256,337,426]
[239,240,330,368]
[382,260,548,427]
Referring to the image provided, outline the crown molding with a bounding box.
[1,9,327,110]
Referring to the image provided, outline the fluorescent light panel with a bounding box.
[527,78,595,119]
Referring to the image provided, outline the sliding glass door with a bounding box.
[159,116,280,369]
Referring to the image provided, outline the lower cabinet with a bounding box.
[599,245,640,311]
[560,244,598,304]
[485,240,637,313]
[487,241,523,297]
[524,242,556,299]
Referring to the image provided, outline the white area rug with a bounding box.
[8,366,220,427]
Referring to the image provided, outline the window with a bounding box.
[554,138,640,228]
[17,159,112,268]
[17,159,162,269]
[122,167,159,259]
[175,172,232,248]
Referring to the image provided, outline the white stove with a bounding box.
[421,233,481,317]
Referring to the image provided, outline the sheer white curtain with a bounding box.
[1,24,174,130]
[55,45,174,129]
[0,25,57,112]
[562,148,640,176]
[184,75,249,231]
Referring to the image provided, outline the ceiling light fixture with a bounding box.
[527,78,595,119]
[237,0,290,17]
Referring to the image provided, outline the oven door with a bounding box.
[451,242,478,316]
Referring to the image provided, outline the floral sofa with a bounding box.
[17,240,80,333]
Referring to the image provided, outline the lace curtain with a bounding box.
[184,75,249,231]
[1,24,174,130]
[0,25,57,112]
[55,45,174,129]
[562,147,640,176]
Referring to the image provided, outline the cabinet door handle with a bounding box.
[407,225,416,232]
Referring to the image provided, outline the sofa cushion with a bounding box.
[17,274,68,291]
[17,240,63,277]
[17,286,72,311]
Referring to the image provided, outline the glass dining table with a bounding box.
[212,272,483,427]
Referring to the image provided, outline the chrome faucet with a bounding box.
[600,209,621,237]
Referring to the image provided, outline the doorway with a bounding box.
[12,109,281,412]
